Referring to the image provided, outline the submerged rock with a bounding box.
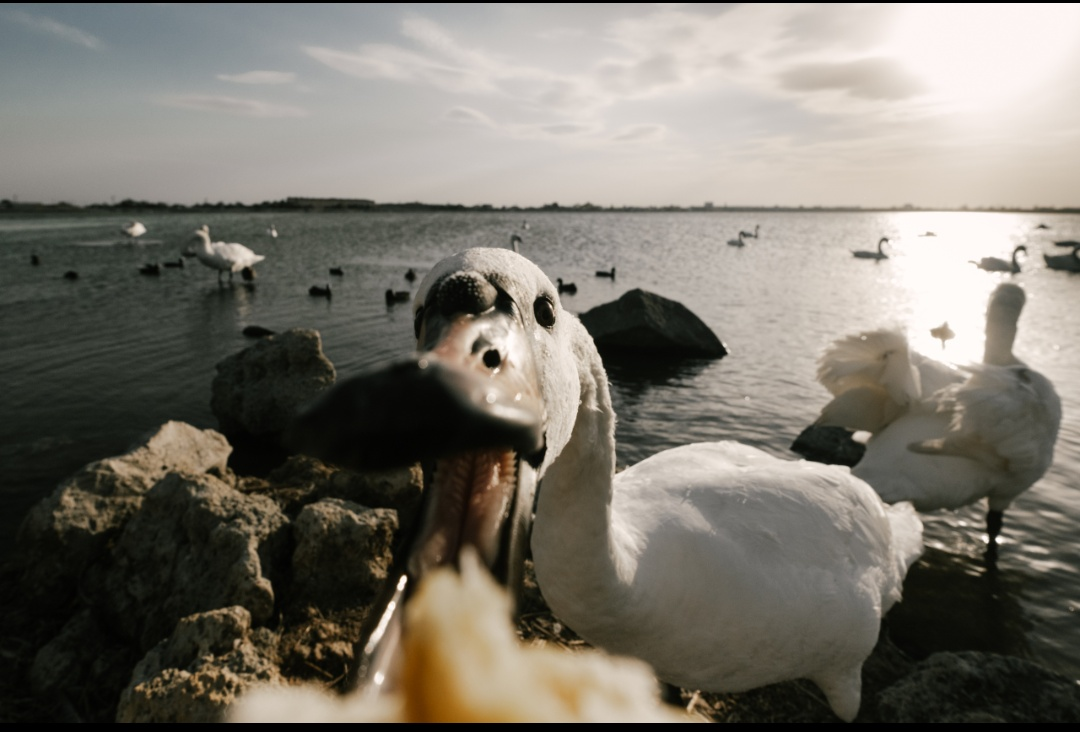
[211,328,336,443]
[579,289,727,358]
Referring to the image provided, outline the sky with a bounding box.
[2,3,1079,209]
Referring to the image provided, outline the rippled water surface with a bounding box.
[2,209,1077,677]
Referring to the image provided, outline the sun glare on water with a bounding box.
[886,4,1080,113]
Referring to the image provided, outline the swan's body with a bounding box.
[972,245,1026,273]
[403,248,922,721]
[852,237,889,260]
[267,224,278,238]
[122,220,146,240]
[727,232,746,247]
[595,267,616,278]
[1044,242,1080,272]
[739,225,760,239]
[816,284,1061,544]
[556,277,576,294]
[309,284,331,298]
[188,226,265,281]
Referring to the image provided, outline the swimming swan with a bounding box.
[1044,242,1080,272]
[295,248,923,722]
[852,237,889,260]
[815,283,1061,546]
[971,245,1026,273]
[188,226,266,282]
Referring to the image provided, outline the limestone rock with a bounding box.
[16,422,232,606]
[877,651,1080,722]
[579,289,727,358]
[264,454,423,526]
[93,472,290,651]
[290,498,398,610]
[116,606,282,723]
[211,328,336,440]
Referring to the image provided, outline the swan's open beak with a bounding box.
[287,278,546,694]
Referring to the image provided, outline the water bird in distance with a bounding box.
[309,284,332,298]
[852,237,889,260]
[122,220,147,240]
[1044,241,1080,272]
[595,267,616,278]
[971,245,1026,273]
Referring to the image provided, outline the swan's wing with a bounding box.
[909,365,1062,500]
[911,350,964,398]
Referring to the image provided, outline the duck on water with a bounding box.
[291,247,923,722]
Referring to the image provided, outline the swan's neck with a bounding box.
[193,231,214,256]
[984,301,1020,365]
[532,339,634,615]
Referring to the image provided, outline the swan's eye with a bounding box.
[413,306,424,339]
[534,296,556,328]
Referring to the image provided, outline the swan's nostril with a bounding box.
[483,349,501,369]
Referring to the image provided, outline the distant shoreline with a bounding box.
[3,198,1079,215]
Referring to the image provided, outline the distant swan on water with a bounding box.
[971,245,1026,273]
[122,220,147,240]
[727,232,746,247]
[852,237,889,260]
[1045,241,1080,272]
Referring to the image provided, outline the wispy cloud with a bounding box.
[159,95,308,118]
[217,71,297,85]
[6,9,103,50]
[445,106,494,126]
[612,124,665,143]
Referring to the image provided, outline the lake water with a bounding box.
[2,209,1077,679]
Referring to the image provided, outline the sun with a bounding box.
[885,4,1080,113]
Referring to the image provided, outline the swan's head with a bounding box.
[290,248,586,595]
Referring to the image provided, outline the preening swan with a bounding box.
[1044,241,1080,272]
[971,245,1026,273]
[852,237,889,260]
[187,226,265,282]
[815,283,1061,547]
[292,248,923,722]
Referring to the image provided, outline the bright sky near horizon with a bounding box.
[2,3,1079,209]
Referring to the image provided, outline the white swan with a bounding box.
[852,237,889,260]
[292,248,923,721]
[1044,242,1080,272]
[972,245,1026,273]
[815,283,1061,546]
[122,220,147,240]
[187,225,265,282]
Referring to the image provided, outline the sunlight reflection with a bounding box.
[879,212,1033,366]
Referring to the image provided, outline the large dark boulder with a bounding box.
[579,289,727,358]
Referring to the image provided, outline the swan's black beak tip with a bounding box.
[286,356,544,472]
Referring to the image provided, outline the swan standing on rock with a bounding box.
[815,283,1060,548]
[971,245,1026,273]
[187,225,265,282]
[292,248,923,722]
[852,237,889,259]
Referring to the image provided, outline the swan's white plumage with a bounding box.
[188,226,265,280]
[817,284,1061,517]
[122,220,147,239]
[415,248,923,721]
